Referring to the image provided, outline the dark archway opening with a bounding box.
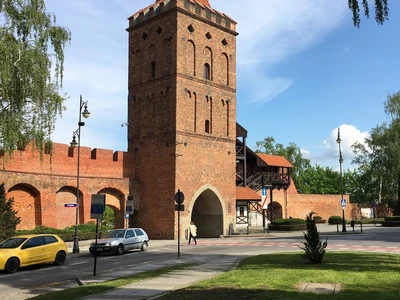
[191,189,223,238]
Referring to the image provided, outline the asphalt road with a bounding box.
[0,224,398,299]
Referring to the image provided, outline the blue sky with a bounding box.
[46,0,400,170]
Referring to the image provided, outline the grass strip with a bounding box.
[30,263,195,300]
[158,252,400,300]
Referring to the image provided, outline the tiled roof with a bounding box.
[154,0,210,8]
[236,186,261,201]
[257,153,293,168]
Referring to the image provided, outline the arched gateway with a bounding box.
[190,186,224,238]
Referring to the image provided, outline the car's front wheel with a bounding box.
[141,241,148,251]
[54,251,66,265]
[116,244,124,255]
[5,257,20,273]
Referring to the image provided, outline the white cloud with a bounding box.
[46,0,349,152]
[323,124,370,162]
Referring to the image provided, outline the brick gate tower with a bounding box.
[127,0,238,239]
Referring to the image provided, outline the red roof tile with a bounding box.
[236,186,261,201]
[155,0,211,8]
[257,153,293,168]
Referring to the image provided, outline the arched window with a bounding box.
[151,61,156,78]
[204,63,210,80]
[205,120,210,133]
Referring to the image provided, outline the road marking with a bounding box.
[69,261,87,266]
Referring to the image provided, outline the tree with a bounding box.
[299,212,328,264]
[352,91,400,213]
[255,137,311,191]
[0,0,71,156]
[348,0,389,28]
[0,183,21,241]
[296,164,341,194]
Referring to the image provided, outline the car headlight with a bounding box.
[105,242,111,246]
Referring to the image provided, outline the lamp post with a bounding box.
[336,128,346,232]
[69,95,90,254]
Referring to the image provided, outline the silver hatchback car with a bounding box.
[89,228,149,255]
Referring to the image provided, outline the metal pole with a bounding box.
[73,96,83,254]
[337,128,346,233]
[93,218,99,276]
[178,204,180,259]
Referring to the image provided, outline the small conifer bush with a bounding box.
[299,212,328,264]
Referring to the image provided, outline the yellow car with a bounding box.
[0,234,67,273]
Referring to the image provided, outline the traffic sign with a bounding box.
[340,198,346,207]
[175,190,184,204]
[64,203,77,208]
[90,194,106,219]
[262,188,267,197]
[261,188,268,209]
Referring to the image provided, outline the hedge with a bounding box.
[384,216,400,222]
[271,218,305,225]
[268,224,307,231]
[381,221,400,227]
[269,218,306,231]
[328,216,342,225]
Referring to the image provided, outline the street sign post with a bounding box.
[174,189,184,259]
[90,194,105,277]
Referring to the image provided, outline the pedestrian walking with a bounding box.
[188,221,197,245]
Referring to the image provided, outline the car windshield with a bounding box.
[0,238,27,249]
[105,230,126,238]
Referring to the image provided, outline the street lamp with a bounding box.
[336,128,346,233]
[69,95,90,254]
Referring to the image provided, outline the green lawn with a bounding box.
[158,252,400,300]
[30,263,194,300]
[29,252,400,300]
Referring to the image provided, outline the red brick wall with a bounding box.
[0,143,133,230]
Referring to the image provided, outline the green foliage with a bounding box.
[297,164,341,194]
[384,216,400,221]
[382,216,400,227]
[299,212,328,264]
[348,0,389,28]
[101,206,115,228]
[352,91,400,214]
[15,222,110,241]
[0,0,71,156]
[0,183,21,240]
[271,218,305,225]
[269,218,306,231]
[268,224,306,231]
[328,216,343,225]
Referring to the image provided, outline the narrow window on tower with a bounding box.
[151,61,156,78]
[204,63,210,80]
[205,120,210,133]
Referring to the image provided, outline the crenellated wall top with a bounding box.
[128,0,237,32]
[0,142,135,179]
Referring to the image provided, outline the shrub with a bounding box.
[384,216,400,222]
[381,221,400,227]
[271,218,305,225]
[299,212,328,264]
[313,216,325,224]
[269,218,306,231]
[328,216,342,225]
[0,183,21,241]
